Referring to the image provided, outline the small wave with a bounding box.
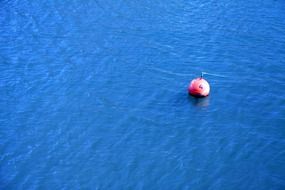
[148,66,195,77]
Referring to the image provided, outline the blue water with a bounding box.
[1,0,285,189]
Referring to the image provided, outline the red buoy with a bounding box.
[188,77,210,97]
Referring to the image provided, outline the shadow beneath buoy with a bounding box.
[188,95,210,107]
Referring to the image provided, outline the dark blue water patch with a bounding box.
[1,0,285,189]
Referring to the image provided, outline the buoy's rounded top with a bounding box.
[188,77,210,97]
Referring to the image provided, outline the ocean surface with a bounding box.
[1,0,285,189]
